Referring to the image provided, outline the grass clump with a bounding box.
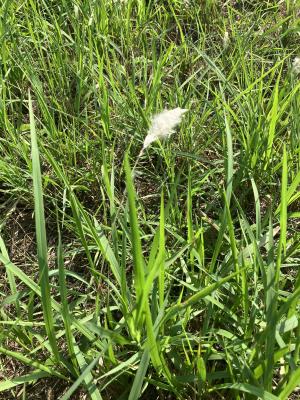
[0,1,300,399]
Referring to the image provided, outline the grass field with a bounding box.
[1,0,300,399]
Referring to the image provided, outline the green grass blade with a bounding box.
[265,145,288,390]
[0,345,67,380]
[212,383,279,400]
[128,350,150,400]
[162,267,246,325]
[29,90,60,361]
[0,235,20,316]
[264,216,276,388]
[277,145,288,263]
[124,153,145,313]
[57,230,78,373]
[60,350,102,400]
[0,371,50,392]
[265,75,280,167]
[250,178,262,240]
[158,190,165,308]
[223,100,234,204]
[278,367,300,399]
[224,191,239,277]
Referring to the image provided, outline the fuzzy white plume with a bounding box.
[223,31,230,49]
[142,108,188,151]
[292,57,300,75]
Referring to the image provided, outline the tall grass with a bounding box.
[0,1,300,399]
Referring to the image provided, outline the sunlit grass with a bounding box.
[0,1,300,399]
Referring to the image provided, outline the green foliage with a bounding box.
[0,0,300,399]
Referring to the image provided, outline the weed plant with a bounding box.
[0,1,300,399]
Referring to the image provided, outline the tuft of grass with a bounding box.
[0,1,300,399]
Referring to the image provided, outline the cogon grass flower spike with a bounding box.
[141,108,188,153]
[223,31,230,49]
[292,57,300,75]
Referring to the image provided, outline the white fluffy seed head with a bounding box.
[292,57,300,75]
[223,31,230,49]
[142,108,188,150]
